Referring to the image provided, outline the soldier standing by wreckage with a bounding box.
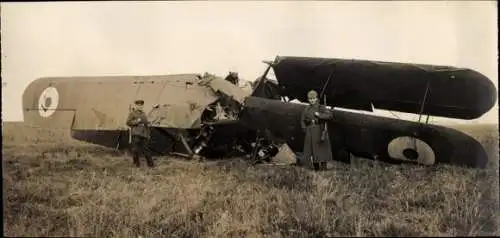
[126,99,155,168]
[300,90,334,170]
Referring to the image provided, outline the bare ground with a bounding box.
[2,122,499,237]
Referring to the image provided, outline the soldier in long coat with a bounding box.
[126,99,155,168]
[300,90,334,170]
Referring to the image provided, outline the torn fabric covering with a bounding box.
[198,74,251,104]
[147,102,211,129]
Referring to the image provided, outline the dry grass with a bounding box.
[3,121,499,237]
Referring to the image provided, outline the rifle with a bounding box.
[319,70,335,141]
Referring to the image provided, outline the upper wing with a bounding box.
[270,56,497,120]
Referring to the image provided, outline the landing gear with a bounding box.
[249,137,279,165]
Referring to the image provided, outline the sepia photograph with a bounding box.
[2,1,498,237]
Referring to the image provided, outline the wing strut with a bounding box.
[253,57,277,91]
[417,79,431,124]
[178,133,194,156]
[411,79,432,153]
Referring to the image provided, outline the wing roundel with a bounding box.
[22,78,77,128]
[37,86,60,118]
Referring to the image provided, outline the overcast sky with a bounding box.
[1,1,497,125]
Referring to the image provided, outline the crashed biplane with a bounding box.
[22,56,497,169]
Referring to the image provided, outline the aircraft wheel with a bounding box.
[387,136,435,165]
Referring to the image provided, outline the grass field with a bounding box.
[2,121,499,237]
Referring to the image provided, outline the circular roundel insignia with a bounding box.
[387,136,435,165]
[38,86,59,118]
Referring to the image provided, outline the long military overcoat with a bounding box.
[300,103,334,167]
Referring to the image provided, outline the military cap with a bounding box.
[134,99,145,105]
[307,90,318,99]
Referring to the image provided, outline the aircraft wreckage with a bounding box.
[22,56,497,169]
